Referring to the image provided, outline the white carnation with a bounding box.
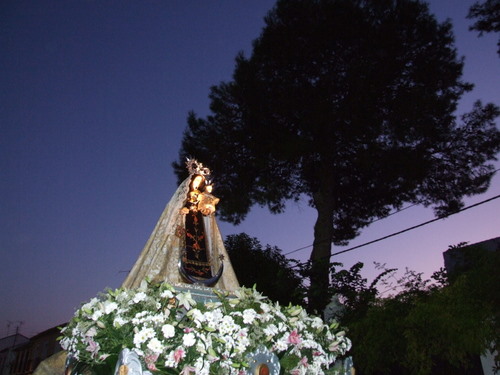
[183,332,196,347]
[162,324,175,338]
[147,337,164,354]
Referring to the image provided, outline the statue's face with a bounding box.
[191,175,204,190]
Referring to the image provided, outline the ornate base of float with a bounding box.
[112,346,281,375]
[168,283,221,304]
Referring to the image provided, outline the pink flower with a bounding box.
[145,354,159,371]
[184,327,194,333]
[299,356,308,367]
[179,365,196,374]
[173,348,185,364]
[147,362,158,371]
[85,339,100,358]
[291,358,308,375]
[288,330,302,345]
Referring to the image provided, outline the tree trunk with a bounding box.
[308,185,335,314]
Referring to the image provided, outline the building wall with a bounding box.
[0,326,64,375]
[442,237,499,375]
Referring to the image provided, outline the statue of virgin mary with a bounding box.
[121,160,239,292]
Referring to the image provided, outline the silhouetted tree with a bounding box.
[468,0,500,55]
[174,0,500,312]
[224,233,305,306]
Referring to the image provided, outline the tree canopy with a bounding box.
[174,0,500,311]
[224,233,305,306]
[468,0,500,55]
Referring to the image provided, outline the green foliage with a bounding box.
[175,0,500,312]
[224,233,306,306]
[330,251,499,375]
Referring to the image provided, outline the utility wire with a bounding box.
[283,167,500,258]
[283,203,418,257]
[289,193,500,268]
[330,194,500,258]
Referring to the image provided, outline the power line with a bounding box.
[330,194,500,258]
[289,193,500,268]
[283,202,418,257]
[283,167,500,258]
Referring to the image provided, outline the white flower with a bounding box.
[242,309,257,324]
[147,337,164,354]
[187,308,204,328]
[311,317,324,330]
[150,314,166,324]
[133,327,155,347]
[203,308,223,330]
[81,297,99,312]
[160,290,174,299]
[90,310,103,321]
[59,337,72,351]
[85,327,97,337]
[103,301,118,314]
[182,332,196,347]
[113,316,127,328]
[273,336,289,351]
[162,324,175,338]
[193,357,210,375]
[133,292,147,304]
[260,302,271,313]
[263,324,278,337]
[218,315,237,335]
[277,322,288,332]
[116,290,132,303]
[176,291,195,310]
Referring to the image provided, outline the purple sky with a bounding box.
[1,0,498,338]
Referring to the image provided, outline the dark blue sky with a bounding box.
[1,0,498,337]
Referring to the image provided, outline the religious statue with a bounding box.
[121,159,239,291]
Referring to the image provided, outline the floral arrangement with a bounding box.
[60,282,351,375]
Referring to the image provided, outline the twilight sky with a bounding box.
[1,0,499,338]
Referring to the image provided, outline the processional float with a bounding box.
[60,160,352,375]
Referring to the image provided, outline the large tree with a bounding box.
[174,0,500,312]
